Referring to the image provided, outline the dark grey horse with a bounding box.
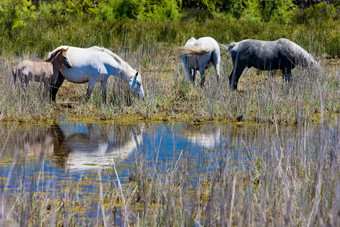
[223,38,320,90]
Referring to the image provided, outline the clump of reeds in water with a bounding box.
[1,119,339,225]
[127,120,340,226]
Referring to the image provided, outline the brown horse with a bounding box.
[12,48,72,97]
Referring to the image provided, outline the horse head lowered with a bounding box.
[222,38,321,90]
[47,46,144,103]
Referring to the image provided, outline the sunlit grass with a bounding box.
[0,47,339,123]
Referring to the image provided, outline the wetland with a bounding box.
[0,1,339,225]
[0,118,339,225]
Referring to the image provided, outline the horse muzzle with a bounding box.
[137,87,145,99]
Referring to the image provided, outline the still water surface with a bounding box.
[0,119,335,223]
[0,120,327,181]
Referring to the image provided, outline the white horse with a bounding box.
[47,46,145,103]
[181,37,221,87]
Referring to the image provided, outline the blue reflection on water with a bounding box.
[0,120,261,224]
[0,121,255,189]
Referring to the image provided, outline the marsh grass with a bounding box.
[0,15,338,123]
[0,46,339,123]
[0,119,339,225]
[0,15,338,225]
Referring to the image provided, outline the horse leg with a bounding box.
[214,61,220,84]
[23,73,29,88]
[42,82,47,99]
[191,69,196,82]
[187,67,195,83]
[213,51,221,83]
[199,67,206,87]
[18,74,25,90]
[183,56,194,82]
[283,68,292,82]
[101,79,108,104]
[43,78,51,100]
[12,69,17,84]
[229,64,245,91]
[85,80,96,101]
[50,72,65,102]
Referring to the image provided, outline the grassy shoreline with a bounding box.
[0,49,339,124]
[0,15,338,124]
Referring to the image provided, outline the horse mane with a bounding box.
[46,46,69,62]
[92,46,137,77]
[45,49,62,62]
[91,46,124,65]
[278,38,317,67]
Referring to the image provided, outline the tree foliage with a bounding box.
[0,0,36,35]
[0,0,338,35]
[2,0,338,23]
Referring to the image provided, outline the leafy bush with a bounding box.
[0,0,338,58]
[293,2,338,24]
[0,0,36,35]
[141,0,181,20]
[63,0,98,16]
[98,0,181,21]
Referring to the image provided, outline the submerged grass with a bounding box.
[0,120,339,225]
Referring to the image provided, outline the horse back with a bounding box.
[58,46,122,83]
[231,39,291,70]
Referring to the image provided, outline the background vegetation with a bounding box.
[0,0,339,123]
[0,2,339,225]
[0,0,339,57]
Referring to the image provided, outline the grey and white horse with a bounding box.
[223,38,321,90]
[181,37,221,87]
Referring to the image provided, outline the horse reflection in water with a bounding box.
[50,123,143,171]
[181,124,223,150]
[15,129,55,160]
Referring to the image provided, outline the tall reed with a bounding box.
[0,120,339,225]
[0,44,339,123]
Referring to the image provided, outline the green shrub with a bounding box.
[0,0,36,36]
[141,0,181,20]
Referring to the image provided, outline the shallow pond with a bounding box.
[0,119,338,225]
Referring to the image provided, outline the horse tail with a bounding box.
[220,42,236,52]
[179,45,210,56]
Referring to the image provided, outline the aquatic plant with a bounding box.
[0,120,339,225]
